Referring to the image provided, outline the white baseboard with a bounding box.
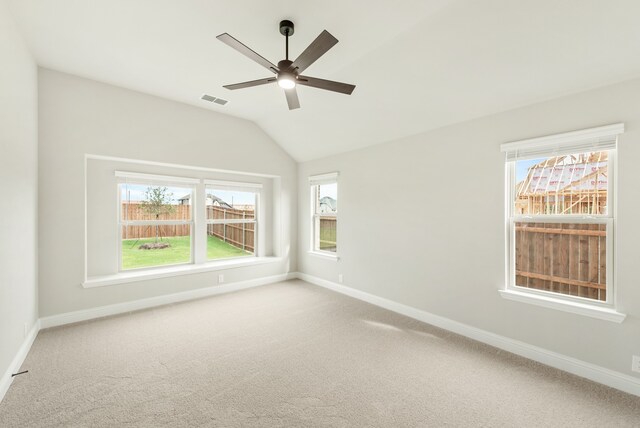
[40,272,296,329]
[0,320,40,404]
[294,272,640,397]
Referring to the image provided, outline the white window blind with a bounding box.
[203,179,263,192]
[115,171,199,186]
[309,172,338,186]
[501,123,624,161]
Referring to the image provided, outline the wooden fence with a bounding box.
[207,206,255,252]
[319,217,337,251]
[515,222,607,301]
[121,204,191,239]
[121,203,255,253]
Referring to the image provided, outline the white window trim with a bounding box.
[500,124,626,322]
[309,172,339,258]
[83,256,283,288]
[307,250,340,261]
[84,155,285,286]
[498,289,625,323]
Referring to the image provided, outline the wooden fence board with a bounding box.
[599,224,607,301]
[579,228,589,298]
[550,223,561,293]
[533,223,545,290]
[588,224,599,300]
[568,224,580,296]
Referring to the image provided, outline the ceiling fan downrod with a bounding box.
[279,20,294,61]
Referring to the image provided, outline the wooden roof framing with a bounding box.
[517,151,607,197]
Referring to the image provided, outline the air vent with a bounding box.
[201,94,228,106]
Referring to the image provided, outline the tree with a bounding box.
[141,186,175,243]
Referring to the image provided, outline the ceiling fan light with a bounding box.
[277,75,296,89]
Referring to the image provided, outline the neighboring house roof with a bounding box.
[178,194,233,209]
[319,196,337,213]
[208,194,233,209]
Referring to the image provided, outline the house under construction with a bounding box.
[515,151,608,215]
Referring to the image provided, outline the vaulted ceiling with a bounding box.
[8,0,640,161]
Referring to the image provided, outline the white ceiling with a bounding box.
[8,0,640,161]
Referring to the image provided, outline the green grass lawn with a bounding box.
[122,235,251,270]
[206,235,251,260]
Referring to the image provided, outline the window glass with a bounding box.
[312,182,337,253]
[120,183,193,270]
[121,225,192,270]
[121,184,191,221]
[515,151,608,215]
[317,183,337,214]
[205,188,256,260]
[514,222,607,301]
[512,151,610,302]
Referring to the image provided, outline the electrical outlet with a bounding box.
[218,274,225,284]
[632,355,640,373]
[338,274,343,284]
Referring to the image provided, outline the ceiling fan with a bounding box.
[217,20,356,110]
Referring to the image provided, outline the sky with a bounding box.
[120,184,255,206]
[209,189,255,206]
[319,182,337,200]
[515,158,544,183]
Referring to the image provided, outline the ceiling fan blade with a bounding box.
[217,33,278,73]
[223,77,276,90]
[297,75,355,95]
[284,88,300,110]
[291,30,338,73]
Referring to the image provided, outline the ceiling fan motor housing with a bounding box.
[278,59,295,73]
[279,20,294,36]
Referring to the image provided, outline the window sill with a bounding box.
[498,289,626,323]
[307,251,339,261]
[83,257,282,288]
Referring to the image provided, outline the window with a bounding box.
[205,180,260,260]
[310,173,338,254]
[502,124,623,308]
[118,174,197,270]
[117,172,262,271]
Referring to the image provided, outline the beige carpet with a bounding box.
[1,280,639,427]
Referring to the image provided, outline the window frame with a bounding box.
[501,124,624,318]
[117,177,196,272]
[309,172,338,258]
[116,172,264,272]
[204,180,261,260]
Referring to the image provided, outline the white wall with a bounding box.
[38,69,297,317]
[0,0,38,382]
[298,78,640,378]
